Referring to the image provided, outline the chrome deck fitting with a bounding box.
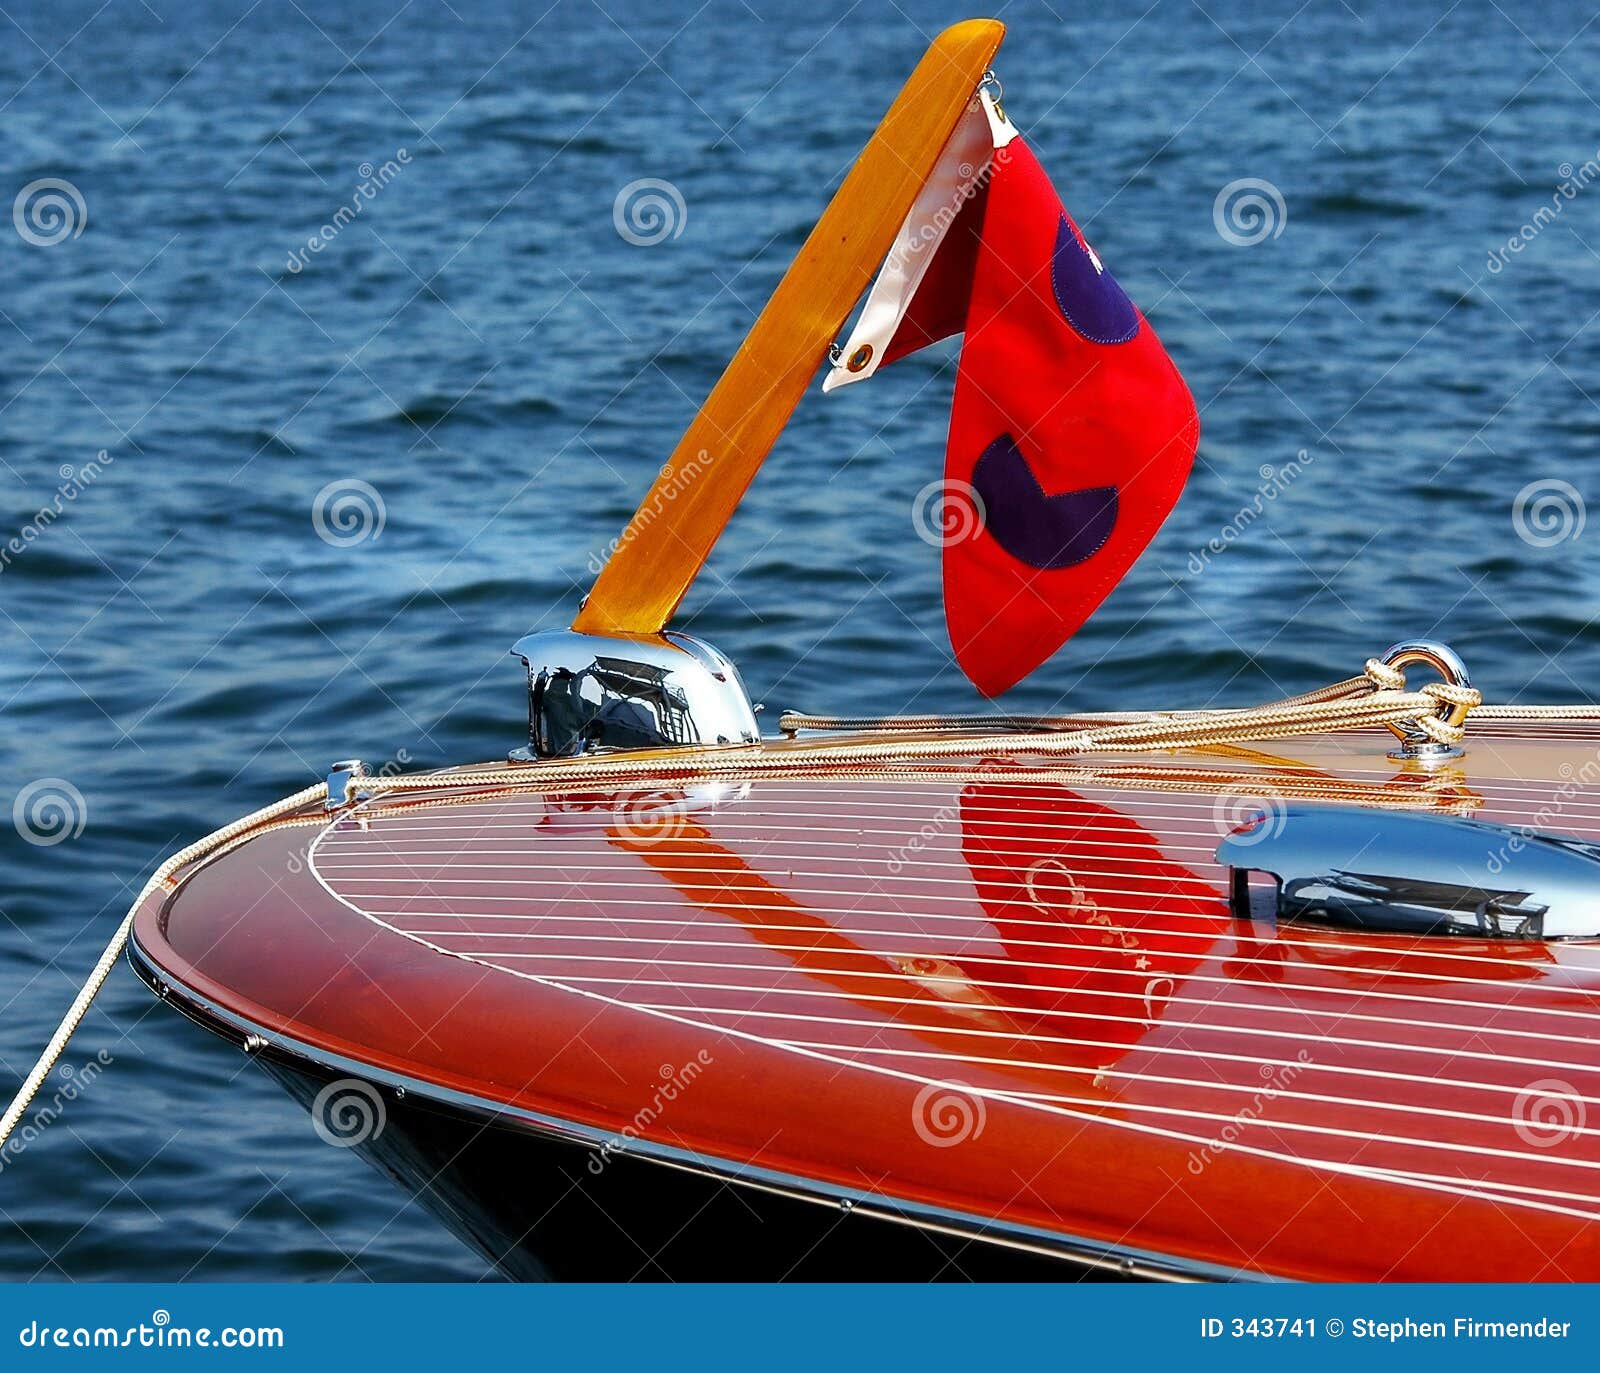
[1219,803,1600,940]
[1380,639,1472,765]
[325,759,369,810]
[509,629,761,761]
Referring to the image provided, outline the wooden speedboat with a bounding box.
[13,19,1600,1283]
[125,712,1600,1281]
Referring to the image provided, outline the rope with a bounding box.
[1471,703,1600,720]
[0,782,328,1153]
[358,686,1473,789]
[0,650,1510,1157]
[778,658,1473,743]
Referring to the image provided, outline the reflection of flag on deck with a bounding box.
[827,90,1199,697]
[958,781,1228,1058]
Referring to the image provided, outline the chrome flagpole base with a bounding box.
[508,629,761,760]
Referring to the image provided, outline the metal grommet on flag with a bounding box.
[978,69,1006,123]
[821,90,997,397]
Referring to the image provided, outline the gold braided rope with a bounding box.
[364,687,1465,791]
[0,650,1553,1161]
[346,662,1484,801]
[1469,703,1600,719]
[776,659,1528,743]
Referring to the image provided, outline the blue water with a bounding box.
[2,0,1599,1280]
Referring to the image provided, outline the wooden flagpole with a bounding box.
[573,18,1005,637]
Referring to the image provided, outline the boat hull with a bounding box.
[129,941,1183,1280]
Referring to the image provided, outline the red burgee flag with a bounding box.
[826,90,1199,697]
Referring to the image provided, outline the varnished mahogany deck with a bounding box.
[130,724,1600,1280]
